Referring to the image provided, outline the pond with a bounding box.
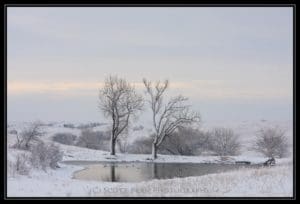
[64,161,263,183]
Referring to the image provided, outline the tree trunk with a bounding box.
[110,137,116,155]
[152,143,157,159]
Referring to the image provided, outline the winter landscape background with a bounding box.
[6,7,293,197]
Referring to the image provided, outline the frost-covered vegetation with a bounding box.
[208,127,241,156]
[30,142,63,170]
[8,122,63,175]
[12,121,44,150]
[76,128,110,151]
[45,123,290,160]
[251,127,289,158]
[7,119,293,197]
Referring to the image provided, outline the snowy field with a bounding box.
[7,163,293,197]
[6,120,294,197]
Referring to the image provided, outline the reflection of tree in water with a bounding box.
[151,163,173,179]
[102,164,120,182]
[175,167,184,177]
[152,163,171,179]
[152,163,158,179]
[98,162,256,182]
[151,163,194,179]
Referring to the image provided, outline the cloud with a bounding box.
[7,81,104,94]
[7,81,187,94]
[7,79,292,102]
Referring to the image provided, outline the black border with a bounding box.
[2,3,296,200]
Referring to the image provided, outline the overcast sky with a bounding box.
[7,7,293,123]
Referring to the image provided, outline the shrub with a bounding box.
[47,143,63,169]
[12,121,44,150]
[52,133,77,145]
[252,127,289,158]
[76,129,110,151]
[208,127,241,156]
[159,127,210,156]
[30,141,63,170]
[128,136,153,154]
[8,153,31,176]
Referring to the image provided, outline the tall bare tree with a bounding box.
[143,79,200,159]
[99,76,143,155]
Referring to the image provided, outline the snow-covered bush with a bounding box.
[30,141,63,170]
[252,127,289,158]
[159,127,210,156]
[52,133,77,145]
[12,121,44,150]
[208,127,241,156]
[8,153,31,176]
[76,129,110,151]
[128,128,209,155]
[128,136,153,154]
[47,143,63,169]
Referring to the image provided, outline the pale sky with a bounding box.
[7,7,293,123]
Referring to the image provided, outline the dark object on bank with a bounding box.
[263,157,275,166]
[235,161,251,165]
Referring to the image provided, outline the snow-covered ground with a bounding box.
[7,162,293,197]
[6,120,294,197]
[61,143,289,165]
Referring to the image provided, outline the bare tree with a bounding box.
[208,127,241,156]
[143,79,200,159]
[13,121,44,150]
[252,127,289,158]
[99,76,143,155]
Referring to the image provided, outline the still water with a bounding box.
[64,161,262,183]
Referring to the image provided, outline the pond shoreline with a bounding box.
[62,160,265,166]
